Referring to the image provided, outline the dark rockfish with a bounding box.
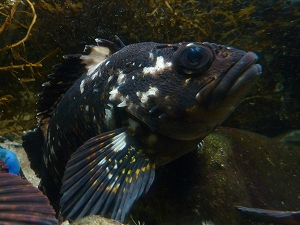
[22,37,261,222]
[0,164,58,225]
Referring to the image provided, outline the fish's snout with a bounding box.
[195,51,261,106]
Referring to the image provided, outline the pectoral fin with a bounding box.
[237,206,300,225]
[60,128,155,222]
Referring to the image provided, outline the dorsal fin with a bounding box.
[23,37,126,176]
[36,37,125,135]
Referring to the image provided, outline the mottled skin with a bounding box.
[23,39,261,222]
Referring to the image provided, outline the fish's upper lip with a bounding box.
[195,52,261,106]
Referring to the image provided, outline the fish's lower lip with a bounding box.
[195,52,262,106]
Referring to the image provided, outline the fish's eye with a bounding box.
[174,44,213,74]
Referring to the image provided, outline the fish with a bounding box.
[22,36,261,223]
[0,162,58,224]
[0,147,20,175]
[237,206,300,225]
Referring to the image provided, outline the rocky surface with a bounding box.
[0,132,39,186]
[1,128,299,225]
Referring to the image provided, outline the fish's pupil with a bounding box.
[184,47,203,67]
[173,44,213,74]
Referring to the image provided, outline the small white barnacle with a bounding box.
[132,75,135,80]
[85,105,89,112]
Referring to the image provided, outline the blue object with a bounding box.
[0,147,20,175]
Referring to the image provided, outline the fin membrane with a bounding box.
[237,206,300,225]
[60,128,155,223]
[0,173,58,225]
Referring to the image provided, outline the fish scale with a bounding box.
[22,36,261,223]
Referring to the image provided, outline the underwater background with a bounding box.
[0,0,299,225]
[0,0,299,137]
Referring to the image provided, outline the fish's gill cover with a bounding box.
[0,173,58,225]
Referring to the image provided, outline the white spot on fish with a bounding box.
[104,104,114,128]
[117,70,126,85]
[105,60,110,65]
[109,87,121,101]
[98,157,106,166]
[87,62,101,76]
[137,86,159,105]
[117,100,127,107]
[111,132,127,152]
[91,70,101,80]
[149,52,154,60]
[113,163,118,169]
[80,80,85,93]
[85,105,89,112]
[128,118,140,132]
[143,56,172,76]
[127,102,139,114]
[107,75,113,83]
[185,78,191,85]
[109,177,119,189]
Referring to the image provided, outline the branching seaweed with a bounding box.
[0,0,56,134]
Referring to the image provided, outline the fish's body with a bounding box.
[23,37,261,222]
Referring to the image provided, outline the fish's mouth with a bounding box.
[195,52,262,110]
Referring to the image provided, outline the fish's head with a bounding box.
[110,42,261,140]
